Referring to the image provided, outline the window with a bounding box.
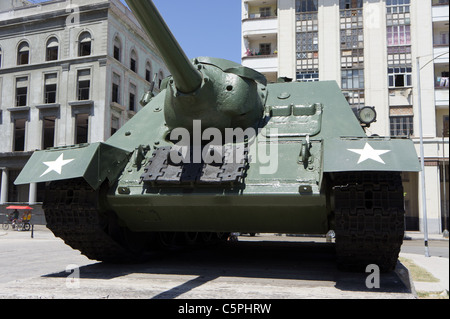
[113,37,121,61]
[114,46,120,61]
[17,41,30,65]
[340,5,364,108]
[296,32,318,52]
[341,69,364,89]
[260,7,271,17]
[75,113,89,144]
[386,0,410,14]
[46,37,59,61]
[432,0,449,5]
[14,119,26,152]
[296,0,318,12]
[343,90,365,108]
[78,80,90,100]
[130,50,137,72]
[444,115,449,137]
[297,51,319,70]
[339,0,363,10]
[129,84,136,112]
[77,69,91,100]
[296,8,319,77]
[112,83,120,103]
[111,116,119,136]
[387,26,411,46]
[390,115,414,137]
[15,77,28,107]
[439,31,449,46]
[7,170,23,202]
[388,67,412,87]
[386,0,412,77]
[42,117,56,149]
[145,62,152,82]
[112,73,120,103]
[44,73,57,104]
[259,43,271,55]
[296,71,319,82]
[296,13,318,32]
[387,46,412,66]
[78,32,92,56]
[158,70,165,88]
[0,47,2,68]
[341,48,364,68]
[340,28,364,49]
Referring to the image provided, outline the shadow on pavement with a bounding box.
[44,240,412,296]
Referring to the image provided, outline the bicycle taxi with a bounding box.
[2,206,33,231]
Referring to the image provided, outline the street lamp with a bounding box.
[443,130,448,238]
[416,50,449,257]
[415,56,430,257]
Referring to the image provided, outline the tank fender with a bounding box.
[323,137,420,172]
[14,142,131,190]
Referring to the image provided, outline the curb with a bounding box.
[395,261,418,298]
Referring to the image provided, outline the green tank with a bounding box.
[15,0,420,272]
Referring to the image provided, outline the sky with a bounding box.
[30,0,243,64]
[149,0,242,63]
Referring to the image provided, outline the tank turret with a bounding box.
[126,0,266,134]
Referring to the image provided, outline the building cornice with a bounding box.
[0,55,108,75]
[0,2,110,28]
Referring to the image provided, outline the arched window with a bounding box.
[113,36,121,62]
[158,70,165,88]
[145,61,152,82]
[78,31,92,56]
[46,37,59,61]
[17,41,30,65]
[130,50,137,72]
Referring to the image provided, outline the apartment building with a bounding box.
[242,0,449,234]
[0,0,168,217]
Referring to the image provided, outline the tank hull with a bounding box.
[107,193,328,234]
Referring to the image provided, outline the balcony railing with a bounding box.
[243,51,278,58]
[243,10,277,21]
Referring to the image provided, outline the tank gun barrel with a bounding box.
[125,0,202,94]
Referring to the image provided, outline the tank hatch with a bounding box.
[263,102,323,138]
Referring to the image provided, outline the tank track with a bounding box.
[333,172,405,272]
[43,178,230,262]
[43,178,142,262]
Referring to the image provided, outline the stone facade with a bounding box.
[0,0,169,223]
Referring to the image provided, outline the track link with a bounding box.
[43,178,139,262]
[333,172,405,272]
[43,178,231,262]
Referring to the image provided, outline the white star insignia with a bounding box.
[347,142,391,164]
[40,154,75,177]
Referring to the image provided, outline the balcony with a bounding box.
[435,81,449,107]
[242,54,278,74]
[432,2,449,22]
[242,16,278,38]
[434,46,449,64]
[243,0,278,20]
